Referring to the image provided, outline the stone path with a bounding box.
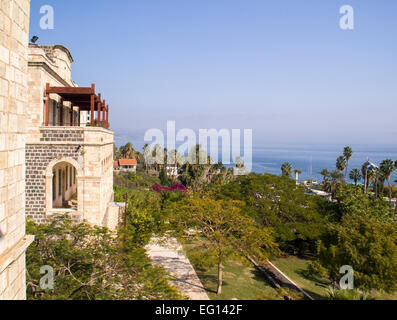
[146,238,210,300]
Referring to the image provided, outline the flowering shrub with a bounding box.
[152,184,187,193]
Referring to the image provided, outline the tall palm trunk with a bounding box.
[388,178,392,203]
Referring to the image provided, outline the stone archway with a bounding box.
[45,157,84,215]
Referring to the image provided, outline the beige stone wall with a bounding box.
[81,128,114,227]
[26,42,117,229]
[0,0,33,300]
[0,249,26,299]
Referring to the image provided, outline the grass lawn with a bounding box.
[272,256,397,300]
[184,242,279,300]
[271,256,329,300]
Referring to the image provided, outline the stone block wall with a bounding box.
[25,127,116,230]
[0,0,32,300]
[40,128,83,143]
[25,143,80,219]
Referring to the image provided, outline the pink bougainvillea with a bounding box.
[152,184,187,193]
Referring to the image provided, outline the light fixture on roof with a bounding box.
[30,36,39,44]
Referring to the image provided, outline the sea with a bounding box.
[114,134,397,184]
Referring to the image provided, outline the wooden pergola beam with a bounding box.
[102,99,106,128]
[97,93,101,126]
[46,87,95,95]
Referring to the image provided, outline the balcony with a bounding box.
[44,83,110,129]
[39,126,113,145]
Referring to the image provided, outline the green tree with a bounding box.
[343,146,353,178]
[361,162,374,192]
[336,156,347,174]
[215,174,327,253]
[168,196,278,295]
[349,169,362,185]
[332,184,393,220]
[281,162,293,178]
[373,168,385,198]
[380,159,395,201]
[143,144,149,172]
[26,216,182,300]
[324,170,344,199]
[120,142,135,159]
[159,167,172,187]
[315,214,397,293]
[113,144,120,160]
[319,169,331,184]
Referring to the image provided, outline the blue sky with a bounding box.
[29,0,397,147]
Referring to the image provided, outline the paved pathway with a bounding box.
[146,238,210,300]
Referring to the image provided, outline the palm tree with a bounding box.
[336,156,347,174]
[361,162,373,193]
[170,149,179,170]
[319,169,330,184]
[324,170,344,199]
[380,159,395,201]
[343,146,353,178]
[373,168,385,198]
[293,169,302,185]
[349,169,362,185]
[143,144,150,172]
[113,144,120,160]
[281,162,293,178]
[164,147,168,172]
[125,143,135,158]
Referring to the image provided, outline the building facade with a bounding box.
[115,159,137,173]
[0,0,34,300]
[25,44,120,230]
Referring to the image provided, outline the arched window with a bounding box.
[58,169,61,196]
[45,158,83,214]
[52,162,78,210]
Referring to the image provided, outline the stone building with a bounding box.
[0,0,34,300]
[25,44,120,229]
[115,158,137,173]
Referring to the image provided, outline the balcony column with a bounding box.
[60,98,64,126]
[70,106,74,126]
[106,105,109,129]
[97,93,101,127]
[102,99,106,127]
[90,84,95,126]
[78,108,81,127]
[44,83,50,126]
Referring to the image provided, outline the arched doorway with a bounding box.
[45,158,84,214]
[52,162,77,209]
